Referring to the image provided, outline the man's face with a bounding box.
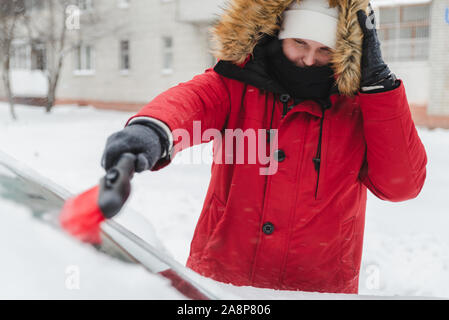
[282,38,334,67]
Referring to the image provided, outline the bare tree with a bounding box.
[0,0,25,120]
[22,0,75,112]
[23,0,122,113]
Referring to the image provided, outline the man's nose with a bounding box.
[303,52,316,66]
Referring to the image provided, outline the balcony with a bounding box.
[176,0,226,24]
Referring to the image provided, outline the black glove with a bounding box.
[101,121,169,173]
[357,3,399,92]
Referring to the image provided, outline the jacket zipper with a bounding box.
[280,94,290,119]
[313,107,326,200]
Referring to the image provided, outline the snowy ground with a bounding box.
[0,103,448,299]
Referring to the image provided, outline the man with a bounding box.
[101,0,427,294]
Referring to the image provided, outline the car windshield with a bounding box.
[0,161,186,299]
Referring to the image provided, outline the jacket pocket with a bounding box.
[340,216,357,278]
[206,194,226,237]
[192,193,226,262]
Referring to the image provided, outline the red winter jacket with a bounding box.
[127,63,427,293]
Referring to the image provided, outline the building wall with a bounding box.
[56,0,215,108]
[390,61,430,106]
[177,0,226,23]
[428,0,449,115]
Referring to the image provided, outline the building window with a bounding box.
[378,3,430,61]
[77,0,93,11]
[10,41,46,71]
[162,36,173,74]
[31,42,46,71]
[74,44,95,75]
[120,40,130,72]
[10,43,31,70]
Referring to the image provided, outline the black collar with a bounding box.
[214,36,340,99]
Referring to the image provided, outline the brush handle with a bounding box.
[98,153,136,219]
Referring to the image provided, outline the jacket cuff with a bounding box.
[357,79,409,121]
[126,116,174,160]
[360,75,401,94]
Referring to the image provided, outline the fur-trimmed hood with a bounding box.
[211,0,370,97]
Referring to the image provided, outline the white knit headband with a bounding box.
[278,0,339,49]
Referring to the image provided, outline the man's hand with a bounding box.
[357,3,398,93]
[101,123,164,173]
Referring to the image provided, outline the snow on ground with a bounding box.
[0,103,448,299]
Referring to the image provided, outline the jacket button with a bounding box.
[274,149,286,162]
[262,222,275,235]
[280,94,290,103]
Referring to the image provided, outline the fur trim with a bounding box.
[211,0,370,96]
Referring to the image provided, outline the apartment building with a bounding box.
[54,0,223,110]
[2,0,223,110]
[372,0,449,127]
[2,0,449,127]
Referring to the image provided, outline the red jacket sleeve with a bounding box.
[357,80,428,202]
[126,68,231,171]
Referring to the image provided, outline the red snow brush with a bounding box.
[59,153,136,244]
